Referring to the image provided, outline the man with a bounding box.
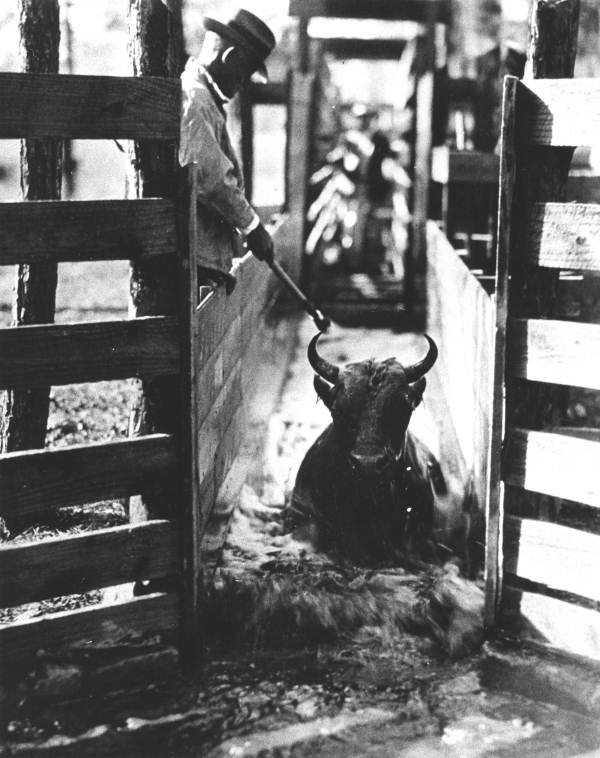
[179,9,277,294]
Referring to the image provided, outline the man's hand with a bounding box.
[245,222,274,264]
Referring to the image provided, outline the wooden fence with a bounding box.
[486,76,600,661]
[0,70,298,675]
[426,222,493,523]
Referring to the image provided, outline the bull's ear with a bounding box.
[407,376,426,409]
[314,374,334,409]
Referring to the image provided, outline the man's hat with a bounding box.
[203,9,276,81]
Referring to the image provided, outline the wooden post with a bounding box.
[62,0,77,199]
[509,0,579,428]
[288,71,315,285]
[128,0,202,668]
[128,0,185,524]
[407,27,435,330]
[0,0,61,461]
[297,16,310,74]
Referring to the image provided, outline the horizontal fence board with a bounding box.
[503,427,600,508]
[0,316,179,388]
[320,38,407,59]
[508,318,600,390]
[526,202,600,271]
[246,82,288,104]
[504,516,600,603]
[446,77,478,102]
[519,77,600,147]
[0,593,179,673]
[0,72,179,139]
[431,147,498,184]
[0,199,176,265]
[0,520,179,607]
[0,434,176,518]
[289,0,450,22]
[502,585,600,662]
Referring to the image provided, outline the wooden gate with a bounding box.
[486,75,600,661]
[0,69,296,675]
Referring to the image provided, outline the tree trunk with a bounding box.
[0,0,61,458]
[128,0,185,522]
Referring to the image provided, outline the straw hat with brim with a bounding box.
[203,9,276,81]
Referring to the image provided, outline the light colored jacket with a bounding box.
[179,58,255,275]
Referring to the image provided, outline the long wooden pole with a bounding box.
[0,0,61,462]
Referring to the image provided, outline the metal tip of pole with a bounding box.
[314,310,331,332]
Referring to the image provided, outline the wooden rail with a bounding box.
[504,515,600,603]
[0,520,179,607]
[288,0,450,23]
[0,594,179,671]
[431,147,499,185]
[525,202,600,270]
[0,316,179,388]
[0,72,180,139]
[0,434,176,519]
[0,199,176,264]
[503,428,600,508]
[519,78,600,146]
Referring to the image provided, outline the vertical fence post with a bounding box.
[287,71,315,284]
[128,0,185,523]
[0,0,60,462]
[179,167,202,668]
[407,26,435,330]
[506,0,580,469]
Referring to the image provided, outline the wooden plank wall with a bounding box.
[0,71,182,675]
[426,221,494,514]
[487,77,600,661]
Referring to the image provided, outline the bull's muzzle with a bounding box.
[348,451,394,478]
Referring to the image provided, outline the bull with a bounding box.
[288,333,468,566]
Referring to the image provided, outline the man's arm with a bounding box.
[183,101,273,262]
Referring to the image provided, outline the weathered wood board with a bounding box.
[0,316,179,388]
[503,427,600,508]
[508,318,600,390]
[518,78,600,147]
[0,434,176,518]
[288,0,450,22]
[504,515,600,603]
[0,72,179,139]
[426,221,494,512]
[0,593,178,675]
[0,520,178,607]
[525,202,600,271]
[0,199,176,264]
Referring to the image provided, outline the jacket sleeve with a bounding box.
[181,99,256,232]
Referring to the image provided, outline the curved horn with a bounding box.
[308,332,339,383]
[404,334,438,382]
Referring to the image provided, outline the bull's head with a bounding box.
[308,332,438,482]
